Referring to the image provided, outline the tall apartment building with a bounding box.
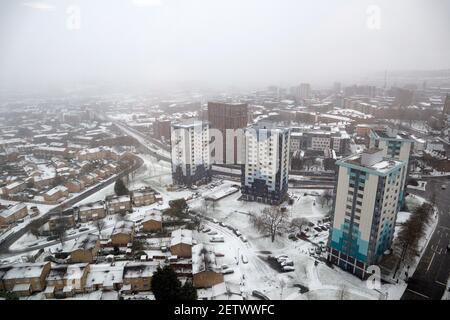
[369,127,413,208]
[241,122,290,205]
[207,102,248,164]
[444,93,450,116]
[153,119,171,141]
[290,126,350,155]
[327,148,406,278]
[170,120,211,186]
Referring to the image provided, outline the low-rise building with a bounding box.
[110,220,135,247]
[170,229,193,258]
[122,262,159,292]
[2,181,27,196]
[132,189,156,207]
[65,179,85,193]
[192,244,224,289]
[141,210,163,233]
[2,262,51,295]
[69,234,100,263]
[78,201,106,222]
[0,203,28,226]
[43,185,69,203]
[106,195,132,215]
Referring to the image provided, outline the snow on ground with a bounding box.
[189,185,381,300]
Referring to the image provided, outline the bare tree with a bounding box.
[323,189,333,206]
[251,206,290,242]
[54,223,67,246]
[94,218,106,238]
[290,218,309,235]
[397,203,430,267]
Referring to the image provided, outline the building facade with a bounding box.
[327,149,406,278]
[170,120,211,186]
[207,102,248,164]
[241,123,290,205]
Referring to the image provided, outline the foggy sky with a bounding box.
[1,0,449,93]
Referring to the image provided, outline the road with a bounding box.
[401,176,450,300]
[0,156,143,255]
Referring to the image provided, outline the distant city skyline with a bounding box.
[1,0,450,94]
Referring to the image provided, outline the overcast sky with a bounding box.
[0,0,449,93]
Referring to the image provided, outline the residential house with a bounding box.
[78,201,106,222]
[2,262,51,296]
[43,185,69,203]
[122,262,159,293]
[110,220,134,247]
[106,195,132,215]
[69,234,100,263]
[132,189,156,207]
[0,203,28,226]
[192,244,224,289]
[170,229,193,258]
[141,210,163,233]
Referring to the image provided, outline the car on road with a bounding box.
[314,227,322,232]
[240,236,248,243]
[234,230,242,237]
[79,227,89,232]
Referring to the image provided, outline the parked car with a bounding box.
[308,247,315,255]
[208,231,218,236]
[222,268,234,275]
[202,227,211,233]
[210,236,225,242]
[281,259,294,267]
[240,236,248,243]
[241,255,248,264]
[234,230,242,237]
[314,227,322,232]
[252,290,270,300]
[79,227,89,232]
[282,266,295,272]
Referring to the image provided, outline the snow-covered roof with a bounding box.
[86,264,124,288]
[70,234,99,251]
[123,262,160,279]
[0,203,27,219]
[143,210,162,223]
[112,220,134,236]
[3,262,49,280]
[170,229,192,247]
[192,244,219,275]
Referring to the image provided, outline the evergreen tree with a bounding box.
[114,178,129,196]
[180,280,198,300]
[151,266,182,300]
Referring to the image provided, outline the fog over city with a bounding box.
[1,0,449,93]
